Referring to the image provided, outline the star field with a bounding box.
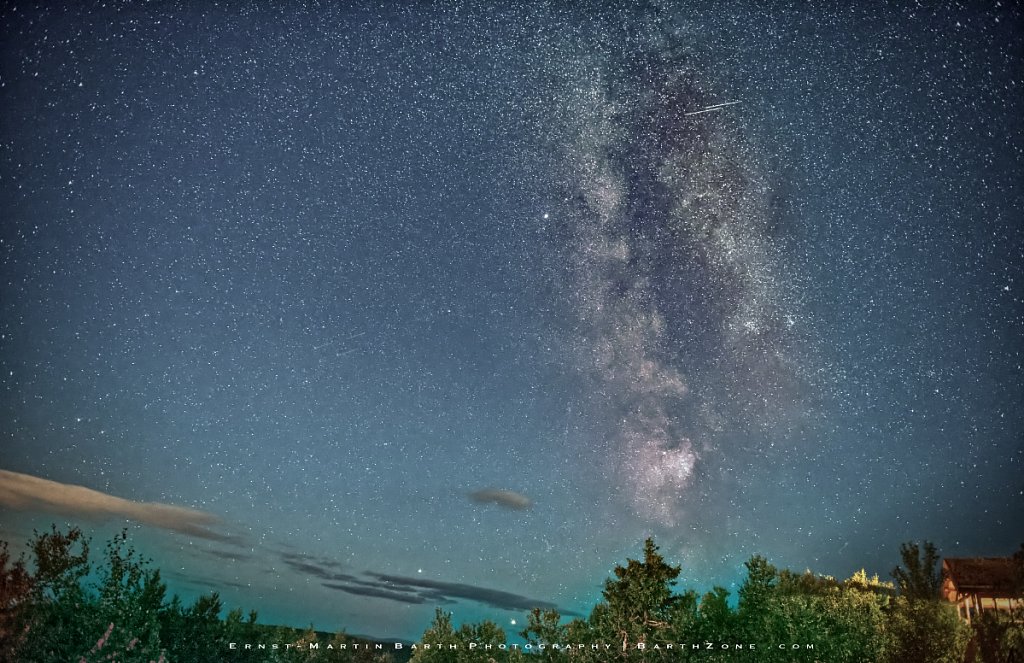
[1,0,1021,641]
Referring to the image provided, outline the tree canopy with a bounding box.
[3,528,1020,662]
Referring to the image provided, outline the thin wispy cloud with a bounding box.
[368,573,572,614]
[323,582,446,605]
[468,488,533,510]
[194,547,253,562]
[0,469,235,544]
[276,548,573,614]
[279,552,356,582]
[164,568,251,592]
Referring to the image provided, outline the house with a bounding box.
[942,557,1023,625]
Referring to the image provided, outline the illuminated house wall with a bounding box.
[942,557,1023,625]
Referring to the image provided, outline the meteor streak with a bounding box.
[684,100,742,116]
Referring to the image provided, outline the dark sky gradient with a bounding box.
[1,0,1021,641]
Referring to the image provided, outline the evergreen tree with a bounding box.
[737,555,778,613]
[520,608,567,661]
[690,587,734,662]
[222,607,263,663]
[591,538,682,655]
[409,608,458,663]
[410,608,505,663]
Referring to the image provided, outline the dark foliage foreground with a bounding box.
[1,528,1021,662]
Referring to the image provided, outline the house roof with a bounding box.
[943,557,1021,595]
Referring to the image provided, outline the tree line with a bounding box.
[1,527,1021,662]
[0,526,392,663]
[407,539,1021,663]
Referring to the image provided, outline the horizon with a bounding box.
[0,481,1018,641]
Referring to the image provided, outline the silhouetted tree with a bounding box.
[85,529,167,661]
[222,607,264,662]
[689,587,734,662]
[891,541,942,599]
[884,540,969,663]
[590,538,682,655]
[0,541,33,662]
[738,555,777,609]
[161,591,227,660]
[22,525,98,662]
[410,608,504,663]
[520,607,567,661]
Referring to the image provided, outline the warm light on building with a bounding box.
[942,557,1023,625]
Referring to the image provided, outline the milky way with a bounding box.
[549,36,805,526]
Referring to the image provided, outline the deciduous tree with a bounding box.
[0,541,33,660]
[891,541,942,600]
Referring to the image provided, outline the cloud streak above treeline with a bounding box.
[0,469,234,543]
[278,550,578,615]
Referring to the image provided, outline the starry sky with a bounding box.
[1,0,1022,642]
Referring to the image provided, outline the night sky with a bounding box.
[1,0,1022,642]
